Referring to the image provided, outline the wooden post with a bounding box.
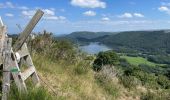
[0,16,4,26]
[1,10,44,99]
[13,9,44,51]
[2,38,12,100]
[0,17,6,66]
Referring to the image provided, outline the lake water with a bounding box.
[80,42,111,54]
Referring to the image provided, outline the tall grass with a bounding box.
[9,83,54,100]
[95,72,120,99]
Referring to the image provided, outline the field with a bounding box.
[120,56,165,66]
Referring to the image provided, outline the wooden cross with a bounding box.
[0,9,44,100]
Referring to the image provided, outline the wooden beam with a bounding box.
[0,25,7,65]
[21,67,35,81]
[17,43,29,58]
[13,9,44,51]
[2,38,12,100]
[0,16,4,26]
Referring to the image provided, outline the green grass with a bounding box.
[9,83,54,100]
[120,56,164,66]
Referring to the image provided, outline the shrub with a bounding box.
[119,75,138,89]
[140,90,170,100]
[74,61,89,75]
[119,58,131,68]
[93,50,119,71]
[157,75,170,89]
[95,73,119,98]
[30,32,78,64]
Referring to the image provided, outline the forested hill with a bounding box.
[99,30,170,53]
[65,31,117,39]
[62,30,170,54]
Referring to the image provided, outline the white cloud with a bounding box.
[22,9,66,20]
[44,16,66,20]
[43,9,55,16]
[118,13,133,18]
[0,1,15,8]
[159,6,169,11]
[158,6,170,15]
[0,1,30,10]
[58,16,66,20]
[18,6,29,10]
[5,2,15,8]
[134,13,144,17]
[43,16,58,20]
[83,10,96,16]
[101,17,110,21]
[22,10,35,17]
[119,13,145,18]
[5,13,14,17]
[71,0,106,8]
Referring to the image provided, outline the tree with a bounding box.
[93,50,119,71]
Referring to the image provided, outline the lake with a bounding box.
[79,42,111,54]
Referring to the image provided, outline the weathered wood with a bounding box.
[0,16,4,26]
[22,44,40,85]
[21,67,35,81]
[17,43,30,58]
[2,38,12,100]
[0,24,7,65]
[11,43,40,92]
[10,50,27,92]
[25,55,40,86]
[1,10,43,99]
[13,9,44,51]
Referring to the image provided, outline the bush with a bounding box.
[140,90,170,100]
[119,58,131,68]
[157,75,170,89]
[95,73,119,98]
[93,50,119,71]
[30,32,78,64]
[119,75,138,89]
[74,61,90,75]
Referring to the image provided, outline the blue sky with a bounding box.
[1,0,170,34]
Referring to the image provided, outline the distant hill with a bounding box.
[56,31,117,45]
[61,30,170,54]
[66,31,117,39]
[99,30,170,53]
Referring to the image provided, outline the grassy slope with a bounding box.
[120,56,164,66]
[33,54,110,100]
[32,54,142,100]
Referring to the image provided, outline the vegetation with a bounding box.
[93,50,119,71]
[95,72,120,99]
[1,30,170,100]
[63,30,170,54]
[9,85,53,100]
[120,56,164,66]
[147,55,170,64]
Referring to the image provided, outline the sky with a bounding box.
[1,0,170,34]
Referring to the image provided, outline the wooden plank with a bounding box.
[2,38,12,100]
[31,72,40,86]
[17,43,29,58]
[0,26,7,65]
[21,67,35,81]
[10,51,27,92]
[20,44,40,85]
[13,9,44,51]
[0,16,4,26]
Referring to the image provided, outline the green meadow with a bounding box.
[120,56,165,66]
